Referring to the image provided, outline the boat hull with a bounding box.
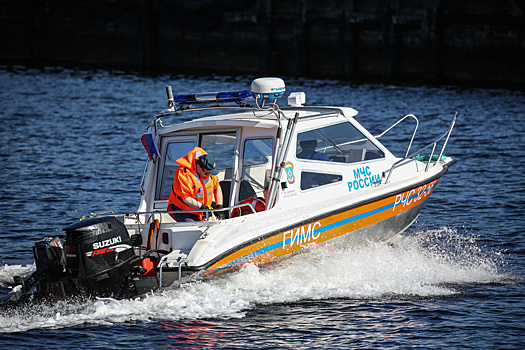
[196,175,443,276]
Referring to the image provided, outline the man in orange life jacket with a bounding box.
[168,147,224,222]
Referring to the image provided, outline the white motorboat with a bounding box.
[9,77,457,301]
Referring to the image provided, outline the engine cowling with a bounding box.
[63,217,138,296]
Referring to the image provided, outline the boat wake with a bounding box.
[0,263,34,288]
[0,227,508,333]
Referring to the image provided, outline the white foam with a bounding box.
[0,263,35,287]
[0,227,507,333]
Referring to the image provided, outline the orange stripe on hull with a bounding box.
[205,177,441,275]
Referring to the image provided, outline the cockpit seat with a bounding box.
[239,180,257,201]
[219,179,257,206]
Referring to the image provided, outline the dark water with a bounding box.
[0,67,524,349]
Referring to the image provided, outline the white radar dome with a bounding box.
[251,77,286,100]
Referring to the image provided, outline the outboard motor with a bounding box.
[63,217,139,296]
[10,237,70,301]
[33,237,66,277]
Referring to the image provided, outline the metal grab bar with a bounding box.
[383,112,458,184]
[332,114,419,155]
[133,202,261,220]
[83,201,260,224]
[374,114,419,158]
[268,113,299,209]
[161,201,258,217]
[132,204,255,222]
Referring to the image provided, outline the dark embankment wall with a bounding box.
[1,0,524,88]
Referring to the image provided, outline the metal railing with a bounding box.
[382,112,458,184]
[374,114,419,158]
[89,201,259,224]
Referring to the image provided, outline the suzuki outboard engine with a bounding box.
[63,217,139,296]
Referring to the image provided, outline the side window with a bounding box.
[240,138,274,201]
[297,122,385,163]
[301,171,342,190]
[156,141,195,200]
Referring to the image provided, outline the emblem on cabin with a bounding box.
[285,161,295,184]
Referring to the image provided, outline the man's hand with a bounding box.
[215,204,226,220]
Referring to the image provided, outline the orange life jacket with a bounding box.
[168,147,219,220]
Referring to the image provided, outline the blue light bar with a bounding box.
[173,90,253,104]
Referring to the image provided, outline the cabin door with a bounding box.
[237,138,274,203]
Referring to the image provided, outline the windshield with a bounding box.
[296,121,384,163]
[200,133,237,171]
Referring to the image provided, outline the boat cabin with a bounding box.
[139,104,394,221]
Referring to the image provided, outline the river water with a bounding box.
[0,67,523,349]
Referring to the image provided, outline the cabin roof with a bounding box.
[156,106,359,134]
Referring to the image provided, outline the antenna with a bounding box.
[165,86,175,111]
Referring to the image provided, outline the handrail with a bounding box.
[89,201,259,223]
[383,112,458,184]
[332,114,419,155]
[374,114,419,158]
[154,104,345,130]
[160,201,258,220]
[267,112,299,210]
